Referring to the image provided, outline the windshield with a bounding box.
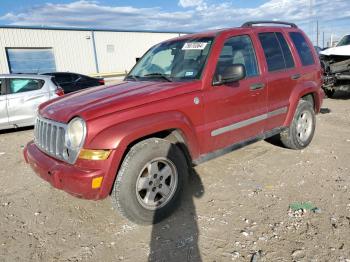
[126,37,214,82]
[337,35,350,47]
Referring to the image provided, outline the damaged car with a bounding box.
[320,34,350,97]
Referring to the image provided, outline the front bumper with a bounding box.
[23,141,121,200]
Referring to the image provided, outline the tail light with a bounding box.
[98,79,105,85]
[55,87,65,96]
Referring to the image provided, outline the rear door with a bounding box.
[257,30,299,131]
[6,78,49,126]
[203,33,267,153]
[288,31,319,89]
[0,78,9,129]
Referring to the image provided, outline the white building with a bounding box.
[0,26,187,76]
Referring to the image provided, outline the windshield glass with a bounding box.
[127,37,214,82]
[337,35,350,47]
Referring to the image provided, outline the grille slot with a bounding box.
[34,117,67,161]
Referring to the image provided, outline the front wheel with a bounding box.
[111,138,188,225]
[279,100,316,150]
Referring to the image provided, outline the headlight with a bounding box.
[65,117,86,150]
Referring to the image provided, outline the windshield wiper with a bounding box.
[143,73,172,82]
[125,74,139,81]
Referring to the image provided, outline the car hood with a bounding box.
[320,45,350,56]
[39,80,201,123]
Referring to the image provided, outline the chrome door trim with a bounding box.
[196,127,285,165]
[211,106,288,137]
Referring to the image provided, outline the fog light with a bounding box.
[92,177,103,189]
[79,149,111,160]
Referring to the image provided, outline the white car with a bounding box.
[320,34,350,56]
[320,35,350,97]
[0,74,64,130]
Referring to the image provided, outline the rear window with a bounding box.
[79,75,93,81]
[289,32,315,66]
[259,32,295,72]
[54,74,74,84]
[50,77,60,87]
[9,79,44,94]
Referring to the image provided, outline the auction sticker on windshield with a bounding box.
[182,42,208,50]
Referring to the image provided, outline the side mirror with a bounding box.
[136,57,140,63]
[213,64,246,86]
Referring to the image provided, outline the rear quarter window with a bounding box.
[289,32,315,66]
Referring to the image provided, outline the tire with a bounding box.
[111,138,188,225]
[324,88,335,98]
[279,100,316,150]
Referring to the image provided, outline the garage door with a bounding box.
[6,48,56,74]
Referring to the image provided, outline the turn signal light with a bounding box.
[78,149,111,160]
[92,177,103,189]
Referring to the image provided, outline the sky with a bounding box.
[0,0,349,46]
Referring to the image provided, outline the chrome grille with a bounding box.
[34,117,67,161]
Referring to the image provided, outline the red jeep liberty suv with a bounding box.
[24,21,324,224]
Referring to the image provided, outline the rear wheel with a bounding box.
[111,138,188,225]
[280,100,316,150]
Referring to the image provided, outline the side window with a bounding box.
[54,74,74,84]
[258,33,285,72]
[215,35,259,79]
[289,32,315,66]
[9,79,44,94]
[259,32,296,71]
[276,32,295,69]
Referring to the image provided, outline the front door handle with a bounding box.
[250,83,265,90]
[291,74,301,80]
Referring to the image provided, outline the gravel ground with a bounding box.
[0,91,350,262]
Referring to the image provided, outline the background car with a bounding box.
[42,72,105,94]
[0,74,64,130]
[319,34,350,97]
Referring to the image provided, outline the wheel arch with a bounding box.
[86,111,200,197]
[87,111,200,159]
[122,128,194,167]
[301,93,315,110]
[283,82,322,127]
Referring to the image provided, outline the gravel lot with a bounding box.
[0,91,350,262]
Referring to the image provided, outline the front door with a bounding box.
[6,78,48,127]
[0,79,9,129]
[203,34,267,153]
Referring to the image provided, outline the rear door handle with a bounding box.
[250,83,265,90]
[291,74,301,80]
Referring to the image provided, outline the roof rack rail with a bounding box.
[241,21,298,28]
